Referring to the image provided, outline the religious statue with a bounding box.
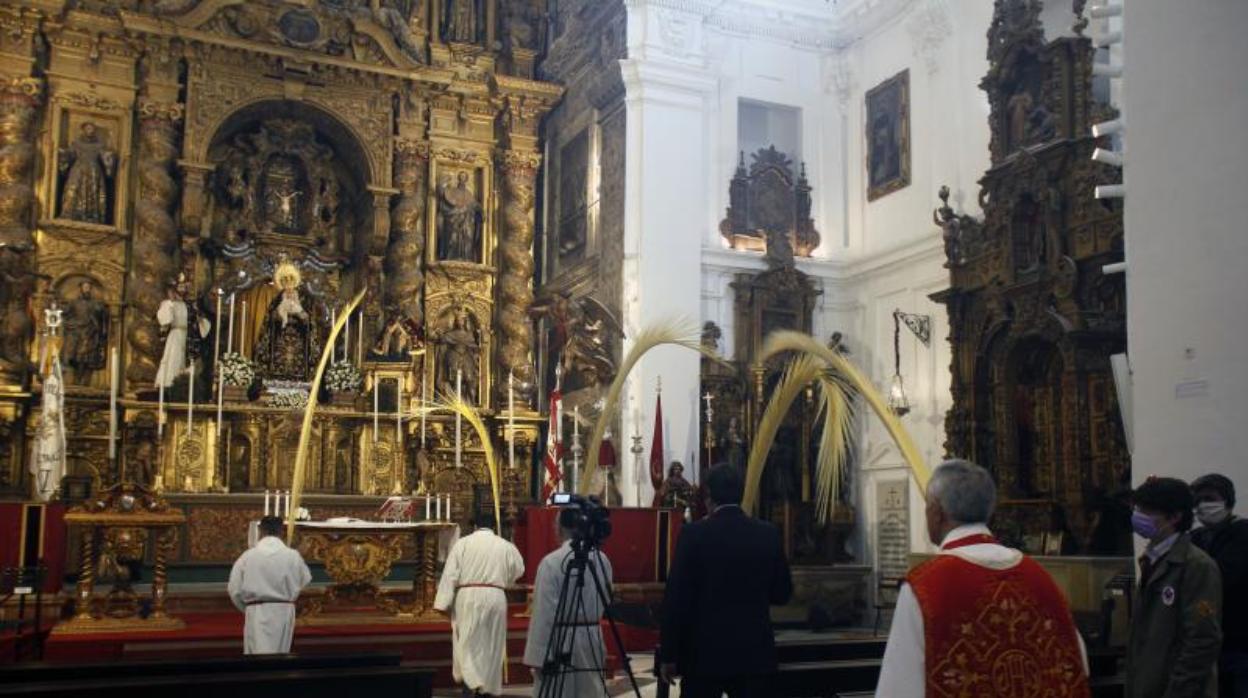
[130,440,157,487]
[443,0,479,43]
[529,292,623,390]
[155,275,211,388]
[724,417,746,473]
[316,176,340,226]
[257,262,315,382]
[653,461,695,510]
[436,171,482,262]
[934,185,963,266]
[58,122,116,224]
[263,159,304,233]
[504,2,539,50]
[1007,89,1034,150]
[63,280,109,384]
[701,321,722,353]
[373,308,422,360]
[437,308,480,403]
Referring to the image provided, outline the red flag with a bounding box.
[649,393,664,503]
[541,388,563,502]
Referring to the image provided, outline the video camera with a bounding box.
[550,493,612,549]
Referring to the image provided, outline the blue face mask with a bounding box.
[1132,510,1160,539]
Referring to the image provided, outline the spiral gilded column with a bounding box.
[497,150,541,406]
[384,140,429,329]
[125,100,183,387]
[0,77,42,379]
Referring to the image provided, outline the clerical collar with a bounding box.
[939,523,993,549]
[712,504,742,515]
[1145,532,1180,563]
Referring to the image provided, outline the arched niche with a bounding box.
[204,100,374,258]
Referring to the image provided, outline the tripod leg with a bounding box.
[538,556,578,698]
[586,550,644,698]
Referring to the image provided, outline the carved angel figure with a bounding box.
[58,122,116,224]
[530,292,624,388]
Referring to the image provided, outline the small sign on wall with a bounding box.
[876,478,910,585]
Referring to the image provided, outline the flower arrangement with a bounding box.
[324,361,363,394]
[220,352,255,387]
[266,390,308,411]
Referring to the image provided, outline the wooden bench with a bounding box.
[0,652,402,685]
[0,664,433,698]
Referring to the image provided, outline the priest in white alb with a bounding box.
[227,516,312,654]
[435,509,526,697]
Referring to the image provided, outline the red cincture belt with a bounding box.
[941,533,998,551]
[456,583,505,590]
[245,599,295,606]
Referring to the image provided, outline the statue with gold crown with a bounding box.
[255,260,322,383]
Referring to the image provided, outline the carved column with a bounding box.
[0,77,42,382]
[496,150,541,406]
[385,140,430,329]
[125,98,183,387]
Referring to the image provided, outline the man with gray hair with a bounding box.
[876,459,1090,697]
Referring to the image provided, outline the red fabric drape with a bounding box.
[648,393,664,497]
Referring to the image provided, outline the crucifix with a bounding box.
[702,391,714,471]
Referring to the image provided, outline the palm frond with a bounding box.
[762,330,931,494]
[813,372,855,523]
[439,392,503,530]
[288,288,367,538]
[742,355,823,514]
[580,319,726,495]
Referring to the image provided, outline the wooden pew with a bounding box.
[0,665,433,698]
[0,652,402,685]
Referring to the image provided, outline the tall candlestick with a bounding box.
[264,489,270,516]
[344,312,350,364]
[396,377,403,450]
[435,494,441,520]
[213,289,223,375]
[454,369,463,467]
[357,311,364,365]
[108,346,118,461]
[239,301,247,358]
[420,376,427,444]
[373,379,380,443]
[330,307,337,362]
[425,494,431,520]
[226,293,235,354]
[186,360,194,432]
[157,362,165,438]
[507,371,515,471]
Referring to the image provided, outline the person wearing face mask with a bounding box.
[1128,476,1223,698]
[1191,474,1248,698]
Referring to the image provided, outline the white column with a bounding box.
[618,1,717,507]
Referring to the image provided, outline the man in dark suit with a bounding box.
[659,465,793,697]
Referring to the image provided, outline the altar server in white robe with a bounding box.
[523,508,614,698]
[435,510,526,697]
[228,516,312,654]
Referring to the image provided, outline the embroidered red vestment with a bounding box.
[907,547,1090,698]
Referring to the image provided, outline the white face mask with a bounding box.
[1195,501,1230,526]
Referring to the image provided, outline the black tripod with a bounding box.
[537,539,642,698]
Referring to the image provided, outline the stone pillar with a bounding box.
[125,98,183,387]
[496,149,542,407]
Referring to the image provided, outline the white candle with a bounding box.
[420,377,428,444]
[507,371,515,471]
[435,494,441,520]
[108,346,118,461]
[454,369,462,468]
[425,494,431,520]
[444,495,450,521]
[373,379,379,443]
[285,490,291,519]
[226,293,235,354]
[213,289,223,375]
[186,360,194,432]
[357,311,363,365]
[264,489,270,516]
[344,312,350,364]
[330,308,337,362]
[157,364,165,438]
[239,300,247,358]
[396,377,403,449]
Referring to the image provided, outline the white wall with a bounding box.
[1122,0,1248,498]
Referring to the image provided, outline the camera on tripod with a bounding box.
[550,493,612,548]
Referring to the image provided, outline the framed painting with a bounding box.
[865,70,911,201]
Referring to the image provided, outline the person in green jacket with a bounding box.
[1128,477,1223,698]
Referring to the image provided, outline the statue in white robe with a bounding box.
[227,522,312,654]
[155,282,210,388]
[523,536,614,698]
[434,524,525,696]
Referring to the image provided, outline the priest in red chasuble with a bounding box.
[877,459,1090,697]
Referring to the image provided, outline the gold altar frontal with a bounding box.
[294,520,458,625]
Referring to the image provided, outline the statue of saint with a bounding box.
[436,171,482,262]
[653,461,695,510]
[63,280,109,384]
[263,159,304,233]
[155,276,211,389]
[437,308,480,404]
[257,262,314,381]
[58,122,116,224]
[443,0,479,43]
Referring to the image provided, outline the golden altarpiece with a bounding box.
[0,0,559,569]
[930,0,1129,555]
